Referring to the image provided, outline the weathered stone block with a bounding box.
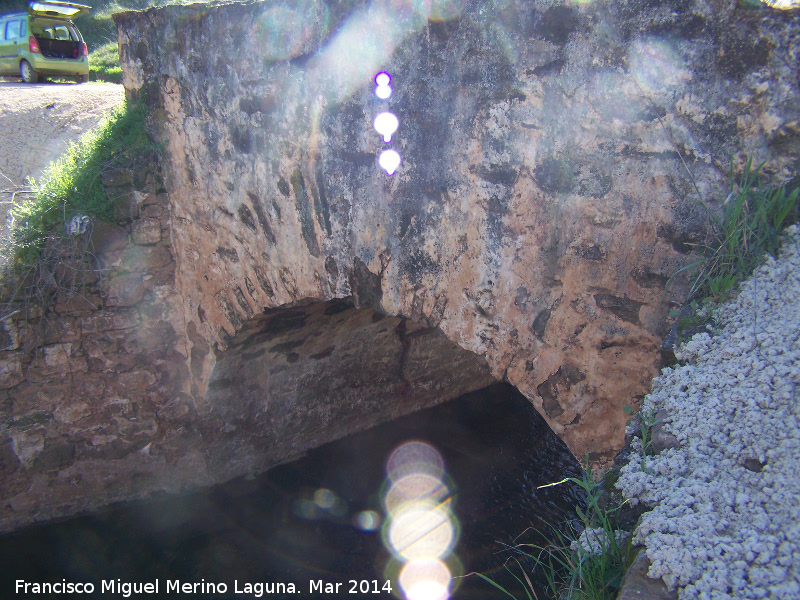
[91,221,129,252]
[0,354,23,389]
[42,343,72,368]
[132,218,162,245]
[107,274,146,307]
[82,309,140,333]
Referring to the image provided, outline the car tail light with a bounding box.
[81,42,88,56]
[29,36,40,53]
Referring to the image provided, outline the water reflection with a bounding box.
[0,384,584,599]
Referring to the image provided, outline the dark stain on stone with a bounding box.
[244,277,256,297]
[247,191,277,245]
[312,170,332,236]
[578,169,613,198]
[535,158,575,193]
[272,200,282,221]
[242,347,266,360]
[632,268,669,288]
[216,246,239,262]
[575,244,605,261]
[208,377,234,392]
[197,305,206,323]
[263,309,307,336]
[216,292,243,330]
[657,199,709,253]
[33,442,75,471]
[280,268,298,297]
[639,103,668,122]
[531,308,551,339]
[428,17,460,43]
[277,177,290,197]
[325,256,339,284]
[474,164,518,186]
[371,311,386,323]
[238,204,257,232]
[217,206,233,218]
[0,327,11,350]
[324,300,352,316]
[233,286,253,318]
[514,286,531,310]
[338,151,375,167]
[530,59,566,77]
[537,5,579,45]
[253,266,274,297]
[717,35,773,80]
[537,364,585,419]
[310,345,335,360]
[349,258,382,309]
[286,352,300,363]
[594,294,643,325]
[0,438,19,475]
[12,411,53,430]
[290,168,320,257]
[239,95,276,115]
[270,339,305,353]
[230,125,251,154]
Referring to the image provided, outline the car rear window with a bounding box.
[31,19,79,41]
[4,19,22,40]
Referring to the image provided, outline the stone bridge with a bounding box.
[1,0,797,531]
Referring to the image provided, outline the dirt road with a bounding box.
[0,81,124,237]
[0,81,125,186]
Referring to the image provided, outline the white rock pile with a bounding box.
[617,225,800,599]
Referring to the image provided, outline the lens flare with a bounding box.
[375,71,393,98]
[399,558,451,600]
[379,150,401,175]
[354,510,382,531]
[374,112,399,142]
[389,501,455,560]
[381,441,456,599]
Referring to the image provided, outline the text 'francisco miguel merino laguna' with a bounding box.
[15,579,300,597]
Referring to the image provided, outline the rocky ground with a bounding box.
[618,225,800,599]
[0,81,124,237]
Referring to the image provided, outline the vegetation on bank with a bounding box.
[670,159,798,337]
[1,100,158,325]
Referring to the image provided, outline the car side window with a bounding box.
[5,20,21,40]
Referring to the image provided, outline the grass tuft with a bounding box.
[671,158,798,307]
[474,468,634,600]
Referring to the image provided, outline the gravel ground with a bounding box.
[618,225,800,599]
[0,81,124,236]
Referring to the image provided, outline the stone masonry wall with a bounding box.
[115,0,799,466]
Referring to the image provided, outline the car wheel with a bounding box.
[76,74,89,83]
[20,60,38,84]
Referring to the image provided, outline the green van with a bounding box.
[0,1,90,83]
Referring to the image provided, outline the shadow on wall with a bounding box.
[201,298,497,480]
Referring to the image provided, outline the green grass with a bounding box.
[474,469,634,600]
[673,158,798,306]
[89,41,123,83]
[9,100,157,267]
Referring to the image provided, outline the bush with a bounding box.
[89,42,123,83]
